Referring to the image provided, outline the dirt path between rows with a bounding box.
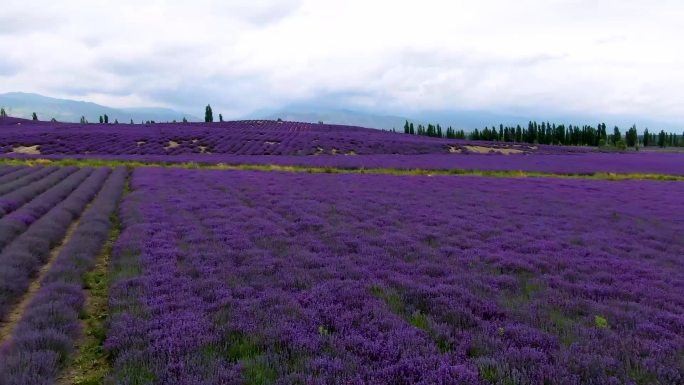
[0,213,83,344]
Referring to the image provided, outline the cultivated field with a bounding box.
[0,117,682,385]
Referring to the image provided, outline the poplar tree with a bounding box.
[32,112,38,121]
[205,105,213,123]
[0,107,6,117]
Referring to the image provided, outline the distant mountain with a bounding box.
[0,92,199,123]
[246,107,418,131]
[247,101,682,132]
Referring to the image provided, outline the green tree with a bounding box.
[205,104,213,123]
[182,117,188,123]
[658,130,666,147]
[403,120,410,134]
[643,128,650,146]
[80,116,87,124]
[104,114,109,124]
[612,126,621,144]
[219,113,224,122]
[99,116,104,124]
[625,125,638,147]
[0,107,6,117]
[32,112,38,121]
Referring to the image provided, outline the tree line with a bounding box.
[403,121,467,139]
[403,120,684,148]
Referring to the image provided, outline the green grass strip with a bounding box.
[59,177,127,385]
[0,157,681,181]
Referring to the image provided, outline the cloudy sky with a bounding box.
[1,0,683,122]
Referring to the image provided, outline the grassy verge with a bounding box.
[0,157,681,181]
[60,176,127,385]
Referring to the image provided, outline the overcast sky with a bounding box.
[1,0,683,121]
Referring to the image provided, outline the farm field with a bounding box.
[0,118,578,156]
[0,119,682,385]
[107,169,684,384]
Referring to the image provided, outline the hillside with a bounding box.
[0,92,198,123]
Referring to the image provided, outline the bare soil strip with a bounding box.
[0,215,82,343]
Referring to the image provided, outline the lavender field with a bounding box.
[0,119,682,385]
[0,118,567,156]
[102,168,684,385]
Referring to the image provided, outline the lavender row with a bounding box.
[0,167,22,178]
[0,168,105,251]
[0,167,111,322]
[0,167,37,185]
[0,167,59,198]
[0,167,126,385]
[105,169,683,384]
[7,150,684,176]
[0,166,80,217]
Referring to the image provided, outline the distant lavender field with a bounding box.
[107,168,684,384]
[0,118,584,156]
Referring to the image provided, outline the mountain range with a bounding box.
[0,92,200,124]
[1,92,681,132]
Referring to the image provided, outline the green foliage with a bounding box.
[625,125,638,147]
[612,126,621,144]
[658,130,667,147]
[479,364,499,383]
[32,112,38,121]
[0,107,6,117]
[205,104,213,123]
[594,315,609,329]
[243,358,277,385]
[226,332,262,361]
[410,311,430,331]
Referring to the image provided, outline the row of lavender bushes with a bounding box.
[0,166,26,179]
[0,167,94,250]
[0,167,49,186]
[0,167,59,199]
[0,168,111,321]
[0,167,126,384]
[5,150,684,176]
[0,167,82,217]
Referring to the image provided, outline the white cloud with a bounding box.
[1,0,683,122]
